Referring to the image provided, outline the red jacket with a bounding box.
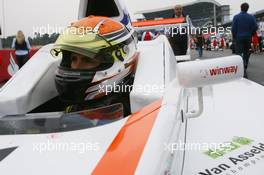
[252,32,259,45]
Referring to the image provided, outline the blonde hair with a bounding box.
[16,30,25,44]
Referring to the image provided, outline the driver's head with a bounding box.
[51,16,138,104]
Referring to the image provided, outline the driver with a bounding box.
[51,16,138,116]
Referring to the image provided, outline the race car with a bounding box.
[0,0,264,175]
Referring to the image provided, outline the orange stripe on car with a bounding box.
[92,100,162,175]
[132,17,185,27]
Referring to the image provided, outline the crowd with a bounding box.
[191,32,263,54]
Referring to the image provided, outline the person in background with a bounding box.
[226,38,230,49]
[11,30,31,69]
[206,39,211,51]
[212,37,217,51]
[168,5,188,56]
[259,34,263,52]
[174,5,184,18]
[232,3,258,78]
[195,32,205,57]
[252,32,259,53]
[220,37,225,51]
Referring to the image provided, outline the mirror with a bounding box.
[177,55,244,88]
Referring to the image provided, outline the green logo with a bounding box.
[204,137,254,159]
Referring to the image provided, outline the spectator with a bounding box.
[232,3,258,78]
[212,37,217,51]
[252,32,259,53]
[259,35,263,52]
[195,32,205,57]
[226,39,230,49]
[206,39,211,51]
[168,5,188,56]
[174,5,184,18]
[220,38,225,51]
[11,30,31,69]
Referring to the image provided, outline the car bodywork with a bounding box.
[0,0,264,175]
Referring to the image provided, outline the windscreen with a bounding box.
[0,103,123,135]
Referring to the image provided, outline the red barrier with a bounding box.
[0,49,39,83]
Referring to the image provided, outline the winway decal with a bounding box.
[209,65,238,76]
[198,137,264,175]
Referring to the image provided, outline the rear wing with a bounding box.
[132,16,193,62]
[132,16,191,32]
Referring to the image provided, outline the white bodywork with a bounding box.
[0,34,264,175]
[0,45,59,115]
[0,0,264,174]
[130,35,176,112]
[182,80,264,175]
